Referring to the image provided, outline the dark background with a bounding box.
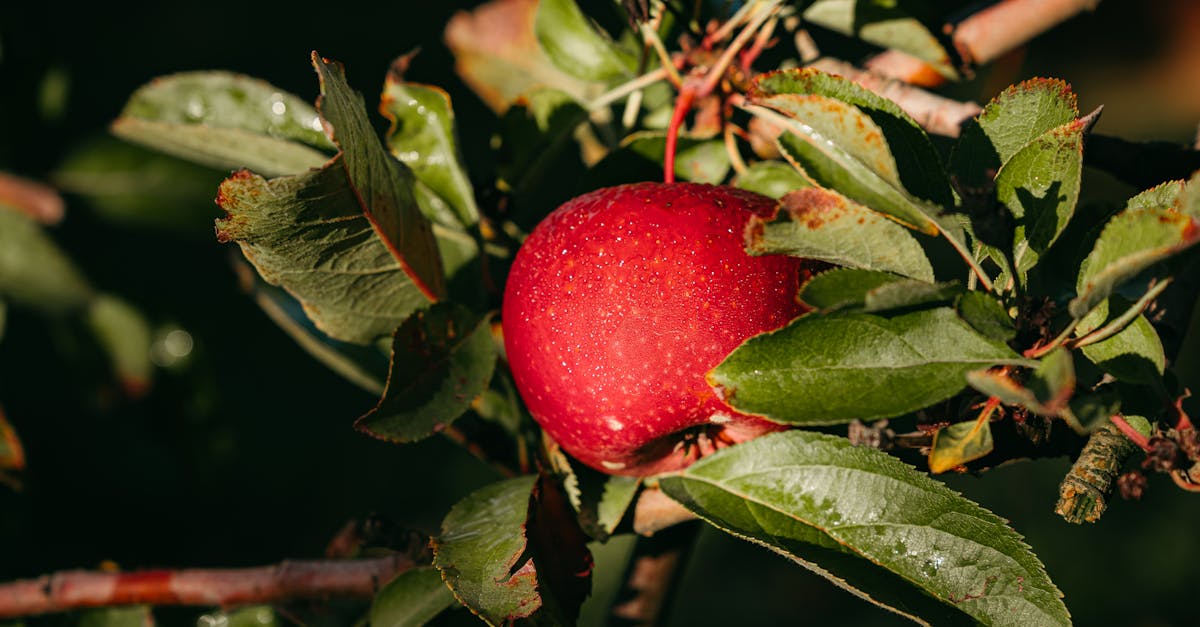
[1,1,1199,625]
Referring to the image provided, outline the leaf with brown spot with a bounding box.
[216,55,444,345]
[747,187,934,281]
[929,415,994,474]
[967,349,1076,418]
[433,474,593,626]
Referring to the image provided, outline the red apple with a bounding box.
[502,182,809,476]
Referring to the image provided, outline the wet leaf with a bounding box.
[433,474,592,626]
[710,308,1031,425]
[623,132,730,185]
[236,262,387,394]
[996,115,1090,281]
[0,209,92,313]
[0,405,25,472]
[746,97,941,235]
[1069,203,1200,319]
[929,416,994,473]
[86,294,154,398]
[803,0,957,79]
[733,160,812,198]
[112,71,332,177]
[1080,313,1164,386]
[746,188,934,280]
[753,69,953,209]
[535,0,636,82]
[951,78,1078,187]
[216,55,443,344]
[369,567,456,627]
[53,138,223,235]
[381,62,480,227]
[444,0,596,112]
[355,304,496,443]
[967,349,1075,417]
[659,431,1070,627]
[955,291,1016,343]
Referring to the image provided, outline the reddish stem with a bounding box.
[1109,414,1153,453]
[663,85,698,184]
[0,556,413,619]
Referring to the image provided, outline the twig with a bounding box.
[807,59,981,137]
[864,0,1101,85]
[610,521,700,626]
[1071,278,1174,350]
[589,67,673,112]
[0,556,413,619]
[632,486,697,536]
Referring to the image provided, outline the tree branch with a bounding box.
[610,521,700,626]
[864,0,1101,85]
[807,59,982,137]
[0,556,413,619]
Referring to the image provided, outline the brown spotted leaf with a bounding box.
[216,55,443,345]
[928,415,994,474]
[747,187,934,281]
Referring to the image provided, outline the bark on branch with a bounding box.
[0,555,414,619]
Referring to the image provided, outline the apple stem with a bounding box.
[663,84,698,183]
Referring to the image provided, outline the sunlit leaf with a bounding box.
[0,171,64,224]
[1079,313,1164,386]
[803,0,957,79]
[997,114,1090,280]
[216,55,444,344]
[660,431,1070,626]
[710,308,1031,424]
[369,567,456,627]
[112,71,332,177]
[951,78,1078,187]
[622,132,731,185]
[1069,203,1200,319]
[929,416,994,473]
[197,606,278,627]
[746,188,934,280]
[966,349,1075,417]
[444,0,597,112]
[355,304,496,443]
[733,160,813,198]
[75,606,153,627]
[535,0,636,82]
[381,59,480,228]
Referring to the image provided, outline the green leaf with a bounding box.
[659,431,1070,627]
[239,263,387,394]
[803,0,957,79]
[433,475,592,626]
[967,349,1075,417]
[197,606,278,627]
[733,160,813,198]
[929,416,994,473]
[369,567,456,627]
[798,268,959,313]
[497,88,589,228]
[535,0,635,82]
[951,78,1078,187]
[0,406,25,472]
[997,115,1090,279]
[1128,179,1184,212]
[551,441,640,541]
[746,98,941,235]
[216,55,444,344]
[955,291,1016,343]
[710,308,1030,424]
[623,132,731,185]
[753,69,953,208]
[355,304,497,443]
[434,476,540,625]
[1069,203,1200,319]
[381,62,480,227]
[1080,313,1164,385]
[112,71,332,177]
[746,188,935,281]
[0,209,92,313]
[75,606,153,627]
[86,294,154,397]
[1179,171,1200,218]
[53,137,224,235]
[1065,388,1121,433]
